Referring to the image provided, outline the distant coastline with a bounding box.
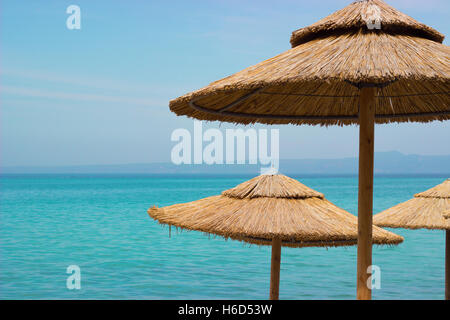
[1,151,449,175]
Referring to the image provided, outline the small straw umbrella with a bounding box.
[167,0,449,299]
[373,179,450,299]
[148,174,403,300]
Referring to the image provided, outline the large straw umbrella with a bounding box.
[149,174,403,300]
[373,179,450,299]
[167,0,449,299]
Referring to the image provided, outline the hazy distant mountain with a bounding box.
[282,151,449,174]
[1,151,449,175]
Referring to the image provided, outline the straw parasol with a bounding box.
[167,0,449,299]
[149,174,403,300]
[373,179,450,299]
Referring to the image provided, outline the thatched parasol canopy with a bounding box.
[374,179,450,230]
[373,179,450,299]
[149,174,403,300]
[149,174,403,247]
[170,0,449,126]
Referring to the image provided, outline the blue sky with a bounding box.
[1,0,449,166]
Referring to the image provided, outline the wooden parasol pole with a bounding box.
[356,87,376,300]
[270,238,282,300]
[446,230,449,300]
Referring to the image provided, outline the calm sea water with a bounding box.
[0,173,448,300]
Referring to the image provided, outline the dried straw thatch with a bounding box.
[290,0,444,46]
[373,179,450,230]
[444,210,450,220]
[169,0,449,126]
[149,174,403,247]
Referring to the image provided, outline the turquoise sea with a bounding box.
[0,174,448,300]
